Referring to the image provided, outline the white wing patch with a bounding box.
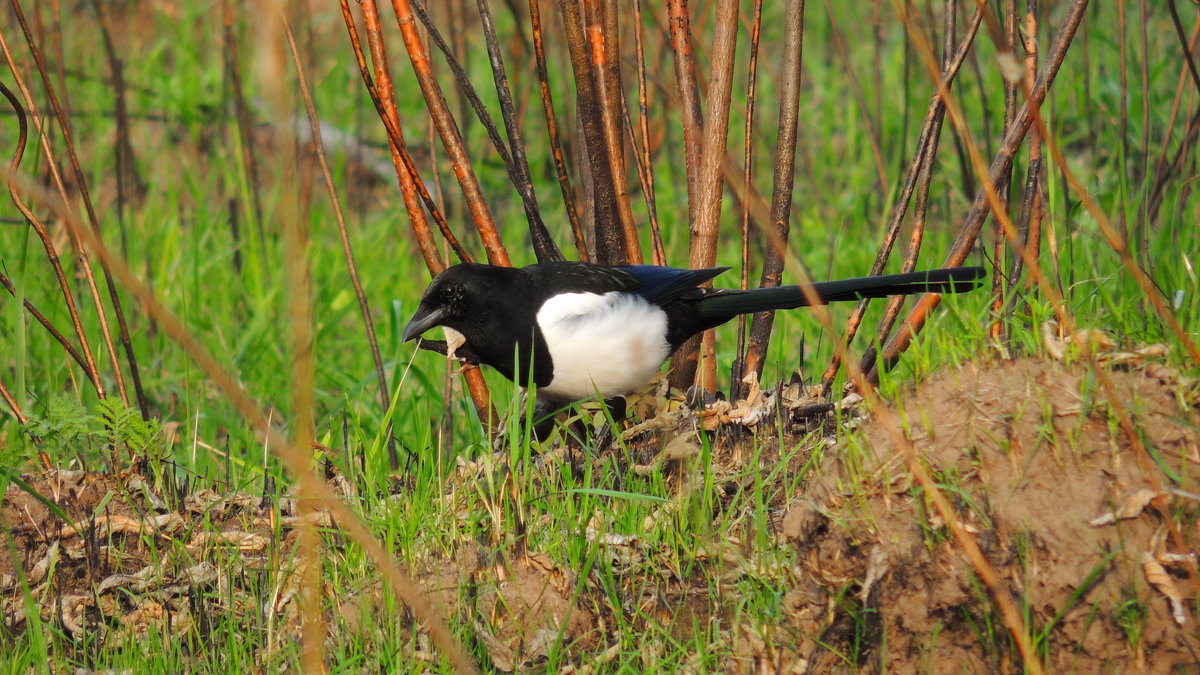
[535,292,670,401]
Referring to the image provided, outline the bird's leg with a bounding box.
[602,396,628,421]
[530,399,563,443]
[524,396,629,448]
[588,397,628,450]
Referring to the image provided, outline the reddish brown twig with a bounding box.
[343,0,495,430]
[629,0,665,265]
[666,0,704,228]
[390,0,510,266]
[346,1,475,266]
[408,0,562,263]
[0,375,25,426]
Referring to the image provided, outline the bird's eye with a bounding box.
[439,282,462,301]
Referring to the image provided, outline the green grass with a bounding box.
[1,2,1198,672]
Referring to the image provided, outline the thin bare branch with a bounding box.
[528,0,588,259]
[590,0,642,264]
[739,0,807,393]
[345,0,495,430]
[731,0,763,399]
[630,0,665,265]
[0,53,104,397]
[831,2,983,392]
[409,0,562,262]
[666,0,704,227]
[475,0,562,261]
[390,0,510,266]
[0,268,90,377]
[878,0,1089,370]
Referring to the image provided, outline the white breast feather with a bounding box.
[535,292,670,401]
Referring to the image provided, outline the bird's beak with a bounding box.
[402,305,448,342]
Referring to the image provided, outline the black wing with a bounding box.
[620,265,730,306]
[527,261,729,307]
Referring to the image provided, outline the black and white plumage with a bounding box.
[401,261,985,405]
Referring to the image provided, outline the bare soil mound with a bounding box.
[783,358,1200,672]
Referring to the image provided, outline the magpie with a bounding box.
[402,261,984,406]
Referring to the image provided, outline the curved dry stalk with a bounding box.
[11,0,135,408]
[286,19,399,471]
[0,67,103,397]
[527,0,588,259]
[390,0,511,267]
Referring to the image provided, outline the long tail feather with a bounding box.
[695,267,986,320]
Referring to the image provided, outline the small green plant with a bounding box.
[20,395,162,471]
[21,394,93,466]
[95,396,163,461]
[1114,596,1147,649]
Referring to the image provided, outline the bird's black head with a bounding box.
[401,263,515,343]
